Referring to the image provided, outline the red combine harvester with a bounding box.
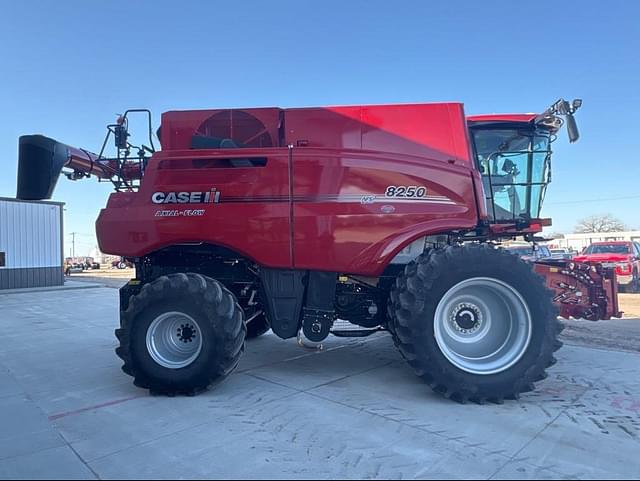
[15,99,619,403]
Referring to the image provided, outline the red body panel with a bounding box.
[98,148,293,268]
[96,103,479,275]
[291,148,477,273]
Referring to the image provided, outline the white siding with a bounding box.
[0,199,62,269]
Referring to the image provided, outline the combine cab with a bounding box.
[466,103,620,320]
[16,98,614,404]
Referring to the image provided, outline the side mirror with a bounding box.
[565,113,580,143]
[536,98,582,143]
[566,99,582,143]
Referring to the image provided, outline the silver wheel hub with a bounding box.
[434,277,532,375]
[146,312,203,369]
[450,303,484,334]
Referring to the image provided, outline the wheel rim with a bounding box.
[434,277,532,375]
[146,312,203,369]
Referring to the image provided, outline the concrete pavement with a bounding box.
[0,287,639,479]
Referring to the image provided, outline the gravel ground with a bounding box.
[559,294,640,353]
[66,271,132,289]
[560,318,640,353]
[619,293,640,318]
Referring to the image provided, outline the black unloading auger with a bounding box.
[17,135,115,200]
[16,110,154,201]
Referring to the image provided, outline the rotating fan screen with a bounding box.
[196,110,274,148]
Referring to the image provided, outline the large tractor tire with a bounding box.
[388,244,562,404]
[115,273,246,396]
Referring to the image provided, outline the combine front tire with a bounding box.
[116,273,246,395]
[389,244,562,403]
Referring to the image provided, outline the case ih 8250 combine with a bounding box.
[16,99,620,403]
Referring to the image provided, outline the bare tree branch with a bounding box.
[575,214,628,233]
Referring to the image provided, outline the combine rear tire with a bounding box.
[388,244,562,403]
[115,273,246,395]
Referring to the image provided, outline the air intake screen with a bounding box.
[195,110,274,148]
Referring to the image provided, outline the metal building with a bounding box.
[0,197,64,289]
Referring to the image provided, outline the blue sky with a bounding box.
[1,0,638,256]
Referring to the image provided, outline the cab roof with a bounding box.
[467,114,537,124]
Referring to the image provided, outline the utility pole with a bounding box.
[69,232,78,259]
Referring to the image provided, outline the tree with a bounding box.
[574,214,627,234]
[548,232,565,239]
